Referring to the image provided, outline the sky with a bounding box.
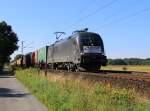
[0,0,150,59]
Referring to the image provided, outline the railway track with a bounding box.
[99,70,150,82]
[45,69,150,82]
[40,69,150,99]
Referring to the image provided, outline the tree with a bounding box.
[0,21,18,69]
[108,59,127,65]
[108,58,150,65]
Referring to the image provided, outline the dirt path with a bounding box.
[0,70,48,111]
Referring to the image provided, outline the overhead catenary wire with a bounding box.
[65,0,118,30]
[19,41,34,55]
[75,0,98,17]
[93,7,150,31]
[62,0,98,31]
[62,0,97,31]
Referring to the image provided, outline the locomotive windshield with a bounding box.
[79,33,104,53]
[81,36,100,46]
[80,34,102,46]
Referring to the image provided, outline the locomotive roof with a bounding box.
[52,31,100,46]
[77,31,100,37]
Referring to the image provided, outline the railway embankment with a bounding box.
[15,68,150,111]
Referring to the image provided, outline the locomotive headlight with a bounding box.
[80,52,84,55]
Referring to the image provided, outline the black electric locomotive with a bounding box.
[47,29,107,71]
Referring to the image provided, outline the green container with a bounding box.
[37,46,49,63]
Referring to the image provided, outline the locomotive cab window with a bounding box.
[79,33,105,53]
[80,35,101,46]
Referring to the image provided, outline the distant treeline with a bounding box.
[108,58,150,65]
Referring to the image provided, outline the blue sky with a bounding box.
[0,0,150,59]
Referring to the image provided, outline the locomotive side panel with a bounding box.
[47,46,54,64]
[52,37,80,63]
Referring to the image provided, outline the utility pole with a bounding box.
[21,41,24,55]
[21,41,33,55]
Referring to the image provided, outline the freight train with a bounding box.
[11,29,107,71]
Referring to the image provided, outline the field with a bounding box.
[101,65,150,73]
[15,68,150,111]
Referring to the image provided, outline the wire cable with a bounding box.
[94,7,150,31]
[65,0,118,30]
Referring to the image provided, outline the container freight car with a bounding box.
[37,46,49,68]
[33,50,38,66]
[23,52,32,67]
[30,52,35,66]
[16,58,23,67]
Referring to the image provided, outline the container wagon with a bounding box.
[23,52,32,67]
[37,46,49,68]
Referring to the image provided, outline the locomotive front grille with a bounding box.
[81,54,101,64]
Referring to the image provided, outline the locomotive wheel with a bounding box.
[70,64,79,72]
[66,65,70,71]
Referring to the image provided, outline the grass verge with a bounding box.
[16,68,150,111]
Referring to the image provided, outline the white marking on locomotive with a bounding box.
[83,46,102,53]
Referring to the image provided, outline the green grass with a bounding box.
[15,68,150,111]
